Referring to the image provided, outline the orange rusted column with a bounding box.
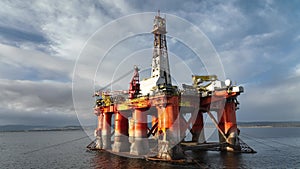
[218,109,226,143]
[165,103,175,133]
[112,111,130,152]
[157,96,184,160]
[101,112,112,149]
[133,109,147,138]
[167,96,181,142]
[166,100,180,140]
[218,99,240,151]
[130,108,149,155]
[191,111,205,143]
[224,100,240,151]
[156,105,169,159]
[95,111,103,149]
[223,101,237,135]
[157,106,169,140]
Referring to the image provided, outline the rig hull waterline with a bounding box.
[87,12,255,163]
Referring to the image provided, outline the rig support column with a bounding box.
[101,112,112,149]
[191,111,205,143]
[112,111,130,152]
[218,99,240,151]
[157,96,184,160]
[130,108,149,155]
[157,105,170,159]
[218,108,226,144]
[166,97,181,143]
[95,112,103,149]
[128,117,135,144]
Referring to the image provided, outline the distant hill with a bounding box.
[0,125,83,132]
[237,121,300,128]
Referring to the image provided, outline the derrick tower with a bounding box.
[151,11,171,85]
[140,11,172,95]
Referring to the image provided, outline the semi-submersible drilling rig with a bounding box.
[88,12,255,162]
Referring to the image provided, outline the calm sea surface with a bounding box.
[1,128,299,169]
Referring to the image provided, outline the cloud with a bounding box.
[290,64,300,78]
[219,30,282,81]
[0,44,72,81]
[239,74,300,121]
[0,1,121,59]
[0,79,76,125]
[1,0,300,125]
[0,43,76,125]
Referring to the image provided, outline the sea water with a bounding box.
[0,128,299,169]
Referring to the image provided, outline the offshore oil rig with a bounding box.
[87,11,255,162]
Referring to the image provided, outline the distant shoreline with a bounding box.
[0,125,84,132]
[238,126,300,128]
[237,121,300,128]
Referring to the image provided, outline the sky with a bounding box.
[0,0,300,126]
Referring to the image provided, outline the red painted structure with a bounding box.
[89,11,255,162]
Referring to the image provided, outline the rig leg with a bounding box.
[218,99,241,151]
[102,112,112,149]
[130,108,149,155]
[157,97,185,160]
[95,113,103,149]
[128,118,135,144]
[112,112,130,152]
[191,111,205,143]
[157,106,170,159]
[218,109,226,144]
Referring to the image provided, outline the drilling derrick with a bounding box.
[151,11,171,85]
[88,11,255,164]
[140,11,173,95]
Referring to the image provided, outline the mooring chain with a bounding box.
[241,132,300,150]
[239,133,280,151]
[23,133,93,155]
